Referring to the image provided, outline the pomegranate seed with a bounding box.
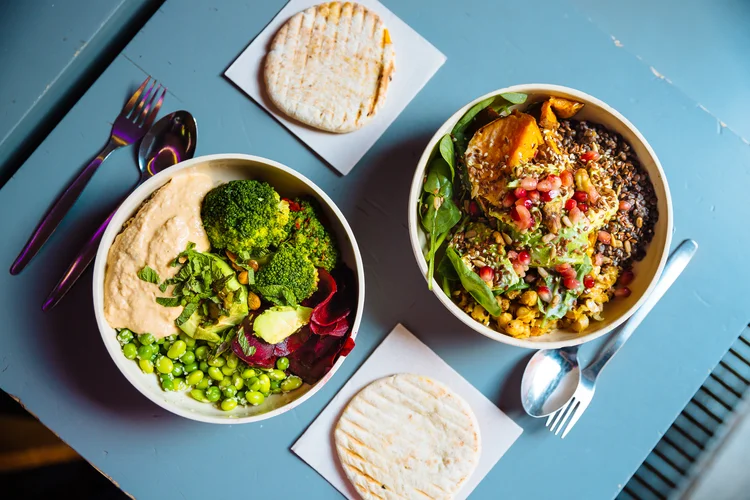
[537,179,553,192]
[549,175,562,190]
[581,150,601,162]
[619,270,634,286]
[573,191,588,203]
[593,253,604,266]
[468,200,480,217]
[541,189,559,202]
[512,262,526,275]
[563,277,581,290]
[564,199,577,211]
[619,200,632,211]
[560,170,574,187]
[518,250,531,266]
[512,205,533,229]
[578,203,588,212]
[507,250,518,260]
[537,286,552,302]
[520,177,538,190]
[528,190,540,202]
[555,263,576,280]
[503,192,516,208]
[587,185,601,204]
[514,187,527,199]
[583,275,595,289]
[479,266,495,283]
[555,263,572,274]
[597,231,611,244]
[515,197,532,209]
[614,287,632,298]
[568,206,583,224]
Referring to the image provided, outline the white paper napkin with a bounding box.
[225,0,446,175]
[292,324,523,499]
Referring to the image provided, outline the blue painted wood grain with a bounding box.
[0,0,748,498]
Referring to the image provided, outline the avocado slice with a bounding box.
[253,305,313,345]
[178,254,248,342]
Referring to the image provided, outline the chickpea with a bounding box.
[497,313,513,327]
[571,315,590,333]
[506,320,527,338]
[519,290,538,307]
[516,306,531,318]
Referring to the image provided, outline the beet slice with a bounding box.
[310,317,349,337]
[232,330,276,368]
[288,334,348,384]
[304,268,337,309]
[312,266,356,326]
[272,326,312,357]
[339,336,356,357]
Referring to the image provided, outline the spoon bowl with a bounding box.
[521,346,580,417]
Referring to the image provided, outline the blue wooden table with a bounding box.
[2,0,749,498]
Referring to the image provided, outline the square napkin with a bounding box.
[224,0,446,175]
[292,324,523,499]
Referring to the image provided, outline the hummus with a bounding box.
[104,173,214,338]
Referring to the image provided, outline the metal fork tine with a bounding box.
[143,86,167,129]
[561,401,586,438]
[135,83,161,126]
[546,399,571,429]
[555,399,579,436]
[130,79,157,121]
[122,77,151,116]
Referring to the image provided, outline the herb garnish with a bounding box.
[237,329,256,357]
[137,266,160,284]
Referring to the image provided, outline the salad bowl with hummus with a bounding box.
[94,154,364,423]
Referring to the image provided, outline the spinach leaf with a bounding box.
[137,266,160,284]
[453,96,495,137]
[539,256,593,321]
[155,296,181,307]
[237,328,256,357]
[445,248,503,317]
[422,160,453,199]
[493,258,522,293]
[175,302,199,327]
[439,134,455,180]
[209,327,237,362]
[422,196,461,235]
[500,92,527,104]
[437,252,459,282]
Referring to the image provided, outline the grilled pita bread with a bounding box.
[264,2,395,133]
[335,374,480,499]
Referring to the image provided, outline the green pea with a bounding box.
[271,387,281,394]
[181,334,197,348]
[232,375,244,391]
[205,386,221,402]
[122,343,137,360]
[280,375,303,392]
[139,358,154,374]
[171,363,184,378]
[248,377,261,392]
[236,391,246,402]
[220,398,237,411]
[183,362,199,373]
[138,333,155,345]
[258,374,271,393]
[221,365,235,376]
[137,344,157,361]
[199,361,209,372]
[156,337,165,345]
[276,357,290,371]
[268,369,286,381]
[167,340,187,359]
[181,351,196,365]
[207,356,225,367]
[160,374,174,391]
[186,370,204,386]
[190,389,208,402]
[117,329,134,345]
[160,343,170,354]
[208,366,224,381]
[165,335,177,343]
[174,377,187,391]
[218,377,232,389]
[156,356,174,374]
[270,380,280,391]
[222,386,237,398]
[195,346,208,360]
[226,353,239,369]
[246,391,265,406]
[241,368,256,379]
[196,377,210,390]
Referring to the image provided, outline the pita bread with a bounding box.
[335,374,480,499]
[264,2,395,133]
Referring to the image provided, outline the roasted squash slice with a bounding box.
[548,96,584,118]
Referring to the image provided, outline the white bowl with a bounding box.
[93,153,365,423]
[408,84,673,349]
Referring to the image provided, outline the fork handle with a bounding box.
[582,239,699,378]
[10,140,120,275]
[42,207,118,311]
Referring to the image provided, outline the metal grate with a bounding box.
[619,328,750,500]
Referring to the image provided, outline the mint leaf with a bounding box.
[137,266,160,284]
[155,296,181,307]
[175,302,198,326]
[237,330,256,357]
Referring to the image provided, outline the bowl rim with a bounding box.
[93,153,365,424]
[408,83,673,349]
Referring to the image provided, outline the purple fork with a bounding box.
[10,77,166,275]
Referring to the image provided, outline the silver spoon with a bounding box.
[42,110,197,311]
[521,239,698,418]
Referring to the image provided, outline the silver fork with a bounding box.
[10,77,166,275]
[547,239,699,438]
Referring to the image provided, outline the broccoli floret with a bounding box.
[285,198,339,271]
[254,243,318,305]
[201,180,290,256]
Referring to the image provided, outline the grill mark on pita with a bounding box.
[354,11,377,125]
[297,5,328,119]
[380,381,473,434]
[337,437,390,479]
[392,378,474,428]
[342,463,394,500]
[346,404,427,451]
[321,2,341,126]
[337,427,380,456]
